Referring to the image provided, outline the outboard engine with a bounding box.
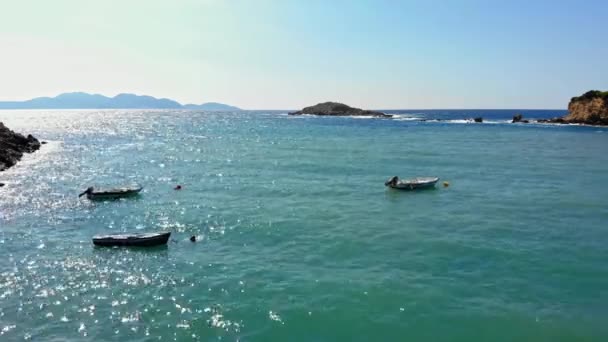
[78,187,94,197]
[385,176,398,186]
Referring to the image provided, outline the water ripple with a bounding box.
[0,110,607,340]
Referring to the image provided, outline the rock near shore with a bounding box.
[564,91,608,125]
[539,90,608,125]
[289,102,392,118]
[0,122,41,171]
[511,114,529,123]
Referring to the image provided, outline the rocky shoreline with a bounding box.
[0,122,41,172]
[535,90,608,125]
[289,102,392,118]
[419,90,607,126]
[288,95,608,126]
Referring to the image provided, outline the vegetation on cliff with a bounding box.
[571,90,608,103]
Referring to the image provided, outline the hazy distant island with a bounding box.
[538,90,608,125]
[182,102,240,111]
[0,122,41,173]
[289,102,392,118]
[0,92,241,111]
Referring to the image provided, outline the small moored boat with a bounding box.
[385,176,439,190]
[79,186,143,200]
[92,231,171,247]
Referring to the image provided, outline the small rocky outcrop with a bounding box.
[512,114,522,122]
[473,117,483,123]
[512,114,529,123]
[537,117,567,124]
[0,122,41,171]
[289,102,392,118]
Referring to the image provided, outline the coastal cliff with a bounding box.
[539,90,608,125]
[564,91,608,125]
[289,102,392,118]
[0,122,41,171]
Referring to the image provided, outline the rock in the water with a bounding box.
[0,182,5,187]
[541,90,608,125]
[473,117,483,123]
[512,114,523,123]
[537,117,567,124]
[289,102,392,118]
[564,90,608,125]
[0,122,41,171]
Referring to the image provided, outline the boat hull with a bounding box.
[93,232,171,247]
[86,188,142,201]
[387,177,439,191]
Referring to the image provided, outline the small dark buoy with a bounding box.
[190,235,196,242]
[174,185,182,190]
[443,181,450,187]
[41,141,48,145]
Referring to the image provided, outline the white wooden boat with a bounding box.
[385,176,439,190]
[92,231,171,247]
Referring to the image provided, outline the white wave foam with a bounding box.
[286,114,390,120]
[392,116,423,121]
[350,115,377,119]
[121,311,141,323]
[445,119,472,124]
[1,325,16,334]
[269,311,284,324]
[439,119,509,124]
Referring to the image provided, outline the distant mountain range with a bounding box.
[0,92,241,111]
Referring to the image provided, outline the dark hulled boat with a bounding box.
[92,232,171,247]
[79,186,143,200]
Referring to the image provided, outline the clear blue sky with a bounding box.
[0,0,606,109]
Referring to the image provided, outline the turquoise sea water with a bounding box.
[1,110,607,341]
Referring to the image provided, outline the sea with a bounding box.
[1,109,607,341]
